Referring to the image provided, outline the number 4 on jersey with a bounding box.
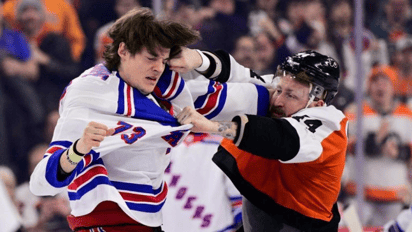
[292,115,322,133]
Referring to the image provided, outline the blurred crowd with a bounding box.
[0,0,411,230]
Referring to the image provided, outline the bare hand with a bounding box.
[1,57,39,81]
[2,57,20,77]
[382,137,399,159]
[31,44,50,65]
[168,47,203,74]
[376,119,390,144]
[76,121,115,154]
[259,17,282,40]
[198,7,216,20]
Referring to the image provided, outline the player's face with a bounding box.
[17,6,43,33]
[269,75,310,118]
[369,75,395,105]
[118,43,170,95]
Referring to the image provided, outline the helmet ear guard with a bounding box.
[323,89,337,105]
[310,84,326,100]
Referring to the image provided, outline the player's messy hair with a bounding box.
[103,7,200,71]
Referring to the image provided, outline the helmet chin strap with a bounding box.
[305,83,315,109]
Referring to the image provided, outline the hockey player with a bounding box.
[28,7,198,232]
[29,8,269,232]
[162,133,242,232]
[174,50,348,231]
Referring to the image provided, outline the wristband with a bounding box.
[195,49,210,72]
[233,115,248,147]
[73,139,86,156]
[202,51,222,80]
[66,140,85,165]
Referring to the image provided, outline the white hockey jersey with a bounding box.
[29,64,267,227]
[162,134,242,232]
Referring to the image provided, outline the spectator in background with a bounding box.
[0,165,17,206]
[15,143,47,229]
[254,32,277,75]
[248,0,284,46]
[326,0,352,77]
[393,37,412,105]
[31,195,72,232]
[369,0,412,45]
[160,0,213,51]
[75,0,117,68]
[2,0,86,62]
[364,0,383,28]
[246,0,286,74]
[15,144,71,232]
[94,0,141,64]
[15,0,81,114]
[161,0,201,27]
[325,0,389,93]
[0,1,38,80]
[197,0,249,53]
[232,35,258,70]
[162,133,242,232]
[0,1,45,184]
[0,167,21,232]
[248,0,279,30]
[325,0,355,112]
[275,0,337,67]
[344,65,412,226]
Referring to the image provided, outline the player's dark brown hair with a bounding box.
[103,7,200,71]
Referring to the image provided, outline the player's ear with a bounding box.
[118,42,128,58]
[314,100,325,107]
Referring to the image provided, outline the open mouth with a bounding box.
[270,108,285,118]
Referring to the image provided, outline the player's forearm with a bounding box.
[59,149,78,174]
[233,115,299,161]
[207,121,238,141]
[197,50,269,85]
[194,50,223,79]
[176,106,238,140]
[190,118,238,140]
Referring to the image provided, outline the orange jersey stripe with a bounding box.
[344,181,408,202]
